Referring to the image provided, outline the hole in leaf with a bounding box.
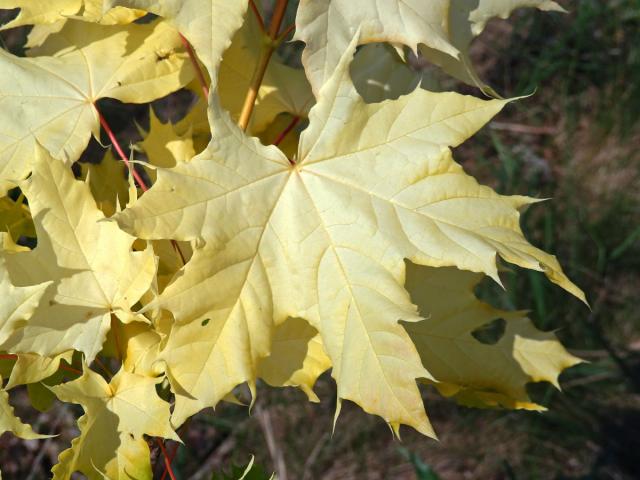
[471,318,506,345]
[201,318,210,327]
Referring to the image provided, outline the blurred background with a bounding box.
[1,0,639,478]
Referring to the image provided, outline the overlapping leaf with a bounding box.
[0,18,192,193]
[0,255,50,345]
[106,0,249,85]
[0,1,144,30]
[0,146,156,362]
[116,33,583,433]
[404,264,582,409]
[0,195,35,238]
[418,0,565,93]
[51,367,177,479]
[257,317,330,402]
[1,375,50,440]
[295,0,564,95]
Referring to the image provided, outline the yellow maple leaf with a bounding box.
[137,107,197,177]
[1,375,51,442]
[105,0,249,85]
[0,195,36,238]
[258,317,331,402]
[295,0,564,95]
[115,34,584,434]
[0,255,50,346]
[404,263,583,410]
[5,351,74,389]
[51,366,178,479]
[0,146,156,362]
[81,149,130,217]
[0,0,145,28]
[418,0,566,94]
[0,18,193,193]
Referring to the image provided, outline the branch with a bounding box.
[237,0,291,131]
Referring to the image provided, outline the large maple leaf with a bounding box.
[116,34,584,433]
[0,18,192,193]
[0,146,156,362]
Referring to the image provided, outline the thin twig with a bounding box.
[95,105,187,265]
[249,0,266,33]
[490,122,558,135]
[156,438,178,480]
[274,116,300,147]
[96,109,148,192]
[160,442,180,480]
[255,404,287,480]
[277,23,296,42]
[237,0,291,131]
[93,356,114,379]
[179,33,209,98]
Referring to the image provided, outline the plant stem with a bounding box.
[94,105,187,266]
[274,116,300,146]
[95,108,148,192]
[179,34,209,98]
[156,438,177,480]
[93,356,113,379]
[249,0,266,33]
[160,442,179,480]
[237,0,291,131]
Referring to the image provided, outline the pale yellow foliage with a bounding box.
[404,264,582,410]
[1,375,50,440]
[258,317,331,402]
[82,150,130,217]
[106,0,249,85]
[419,0,565,93]
[0,146,156,362]
[51,366,177,479]
[0,1,145,29]
[295,0,564,95]
[116,34,583,434]
[0,196,35,238]
[0,2,586,470]
[0,256,50,346]
[0,19,192,193]
[137,107,196,179]
[5,351,74,389]
[294,0,456,96]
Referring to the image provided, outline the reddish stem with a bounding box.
[179,33,209,98]
[156,439,177,480]
[160,442,179,480]
[95,106,187,266]
[0,354,82,376]
[249,0,266,33]
[274,116,300,146]
[277,22,295,42]
[96,109,148,192]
